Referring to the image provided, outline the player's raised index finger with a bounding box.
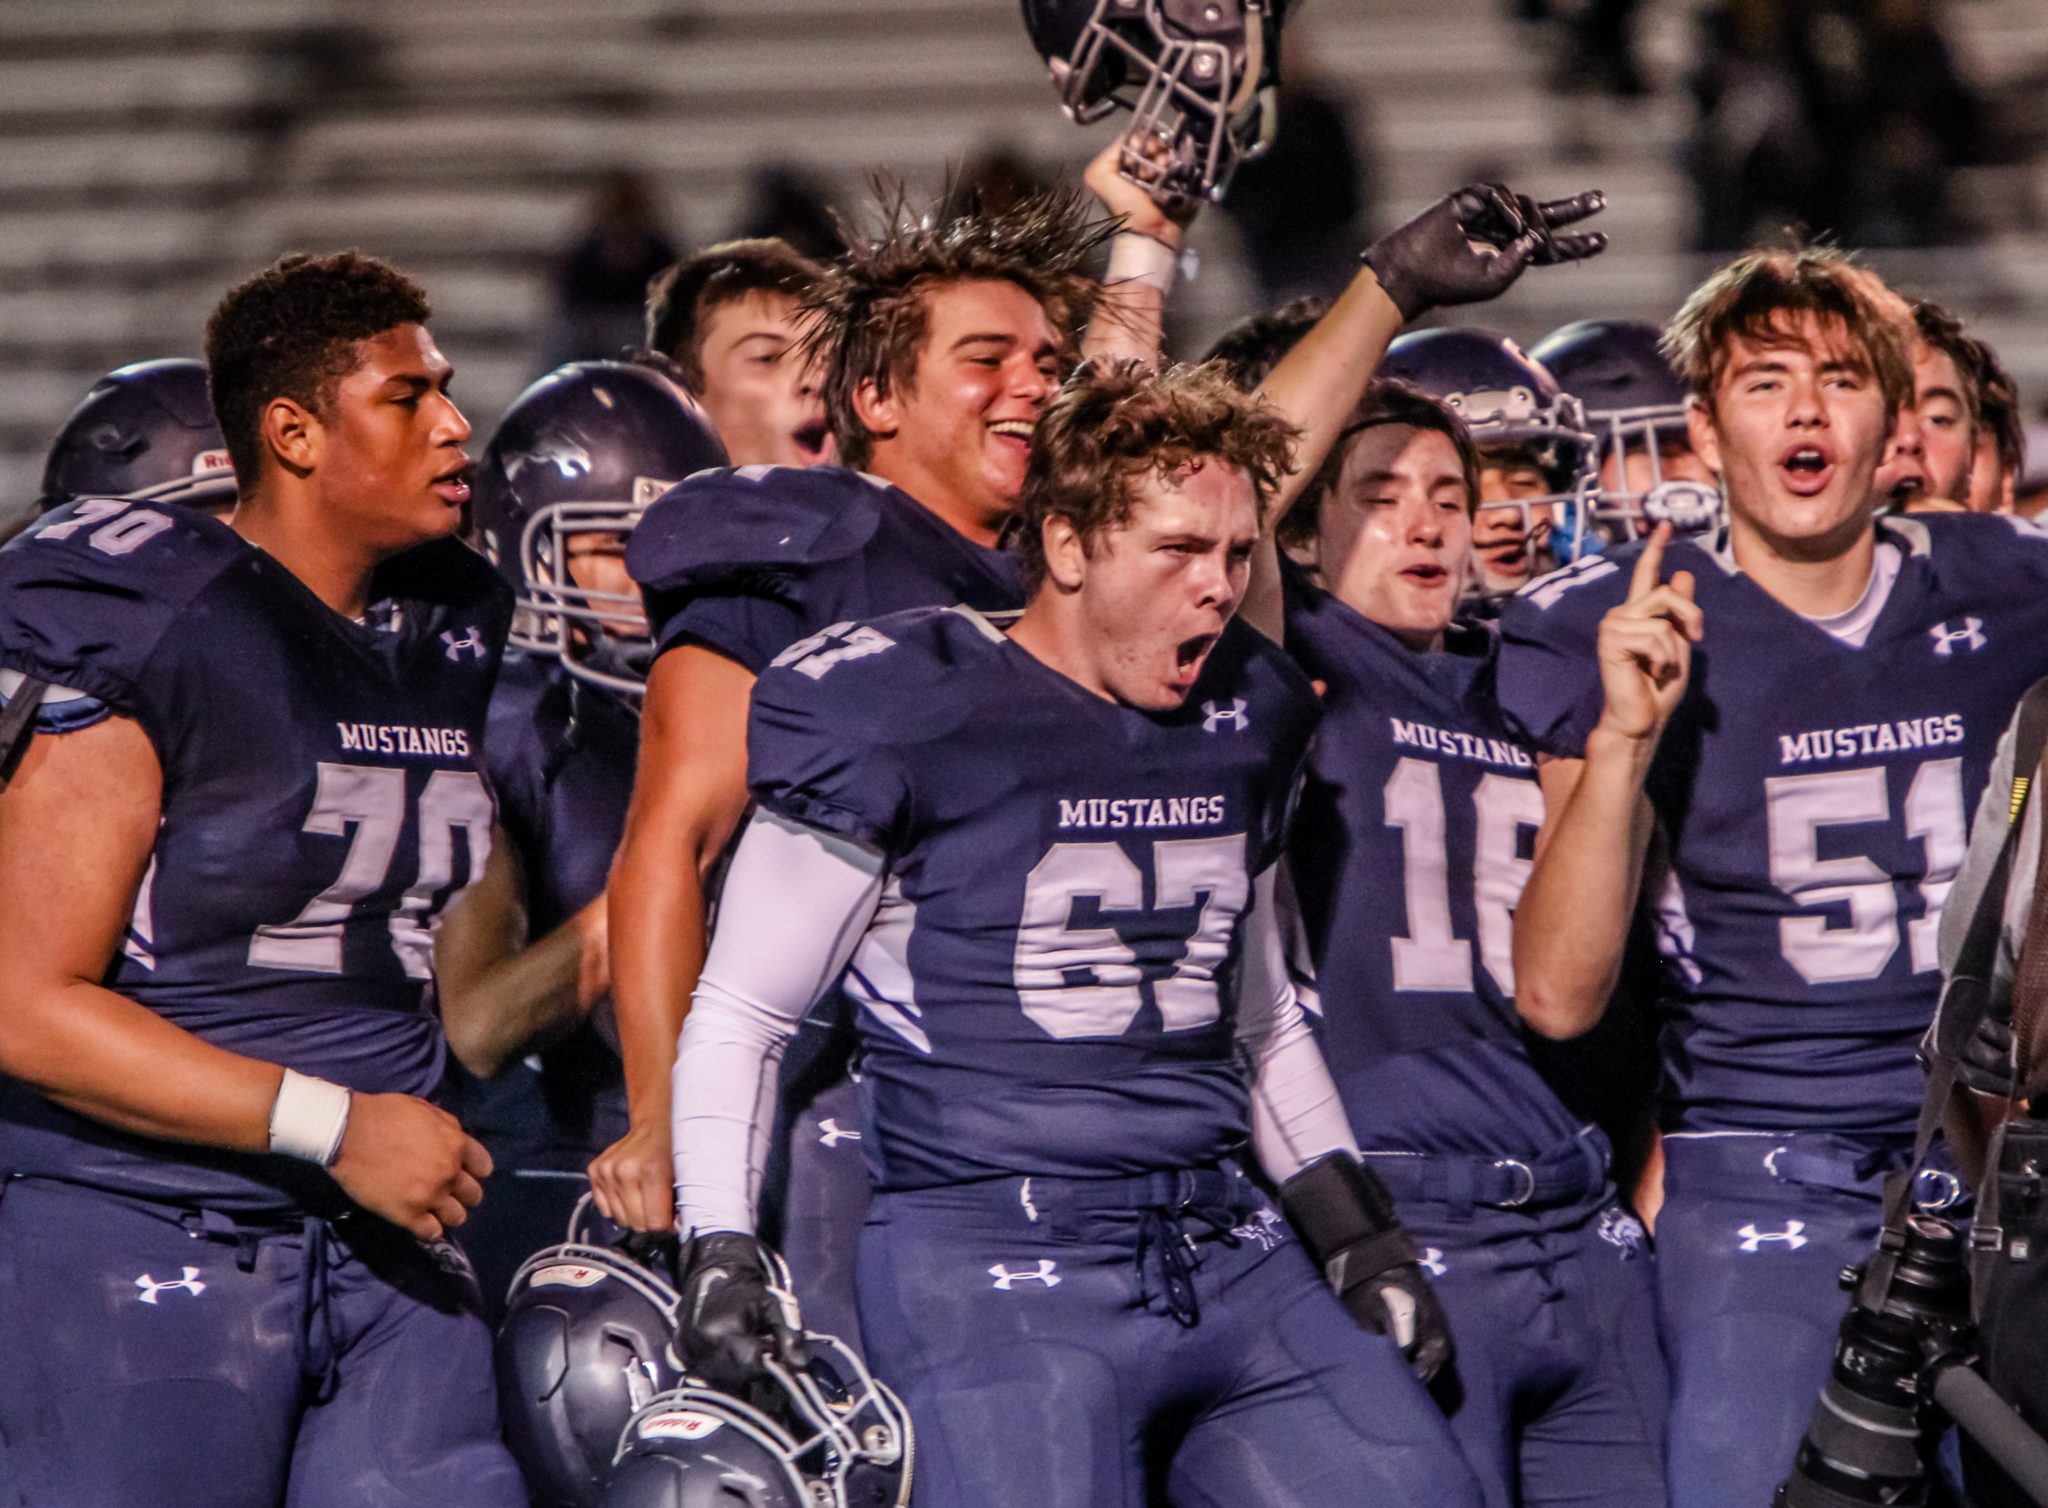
[1628,523,1672,602]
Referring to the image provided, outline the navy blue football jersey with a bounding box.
[1498,515,2048,1137]
[447,651,634,1156]
[0,500,511,1211]
[747,607,1321,1191]
[625,465,1026,673]
[1282,566,1575,1156]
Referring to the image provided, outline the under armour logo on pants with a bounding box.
[1737,1221,1808,1252]
[988,1260,1061,1290]
[134,1266,207,1304]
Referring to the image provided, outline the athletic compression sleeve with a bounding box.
[1238,865,1360,1183]
[673,808,886,1236]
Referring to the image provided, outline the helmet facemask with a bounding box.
[1578,402,1724,552]
[1446,387,1596,599]
[510,487,664,702]
[1039,0,1285,205]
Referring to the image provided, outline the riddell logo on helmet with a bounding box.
[193,449,232,477]
[641,1410,725,1441]
[529,1263,607,1289]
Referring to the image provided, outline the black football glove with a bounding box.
[676,1232,809,1395]
[1958,1010,2019,1099]
[1280,1155,1455,1385]
[1362,183,1607,323]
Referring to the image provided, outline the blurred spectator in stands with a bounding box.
[1219,29,1375,307]
[945,144,1054,221]
[543,170,680,370]
[1686,0,1986,250]
[1684,0,1831,250]
[1553,0,1651,97]
[731,163,842,261]
[1842,0,1986,247]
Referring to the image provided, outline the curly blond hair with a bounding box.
[1015,360,1299,591]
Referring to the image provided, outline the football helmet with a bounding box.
[1377,326,1598,569]
[472,360,727,699]
[1020,0,1291,204]
[1532,319,1721,549]
[604,1333,913,1508]
[497,1196,690,1507]
[39,359,236,513]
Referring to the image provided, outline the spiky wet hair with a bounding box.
[807,179,1116,468]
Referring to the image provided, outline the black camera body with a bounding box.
[1776,1215,1975,1506]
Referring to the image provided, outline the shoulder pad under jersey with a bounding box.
[626,465,896,594]
[0,497,252,714]
[1891,511,2048,603]
[748,606,996,849]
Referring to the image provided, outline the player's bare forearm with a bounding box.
[0,715,282,1150]
[1254,266,1404,519]
[608,646,755,1128]
[610,824,712,1127]
[1514,739,1658,1038]
[437,838,603,1078]
[1080,132,1190,368]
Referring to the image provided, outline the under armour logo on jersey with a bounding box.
[1737,1220,1808,1252]
[1929,618,1986,657]
[988,1260,1061,1290]
[1418,1247,1447,1278]
[816,1117,861,1149]
[1201,698,1249,734]
[1229,1209,1286,1253]
[134,1267,206,1304]
[441,626,487,662]
[1599,1208,1647,1258]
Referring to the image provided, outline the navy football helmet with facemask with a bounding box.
[496,1196,691,1507]
[39,359,237,513]
[603,1331,913,1508]
[1020,0,1292,204]
[1377,327,1598,571]
[1532,319,1722,549]
[473,360,727,700]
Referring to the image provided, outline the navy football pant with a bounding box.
[856,1166,1485,1508]
[1397,1188,1666,1508]
[760,1019,870,1352]
[1655,1133,1967,1508]
[0,1175,526,1508]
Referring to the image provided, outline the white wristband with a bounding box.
[268,1069,351,1166]
[1105,231,1179,296]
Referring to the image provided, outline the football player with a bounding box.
[1378,328,1600,603]
[1276,380,1667,1508]
[1533,319,1720,552]
[642,238,837,468]
[668,360,1483,1508]
[436,359,726,1314]
[0,253,524,1504]
[37,358,239,517]
[595,178,1603,1246]
[1963,326,2025,514]
[1877,300,1984,513]
[1500,246,2048,1508]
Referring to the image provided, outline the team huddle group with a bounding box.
[0,145,2040,1508]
